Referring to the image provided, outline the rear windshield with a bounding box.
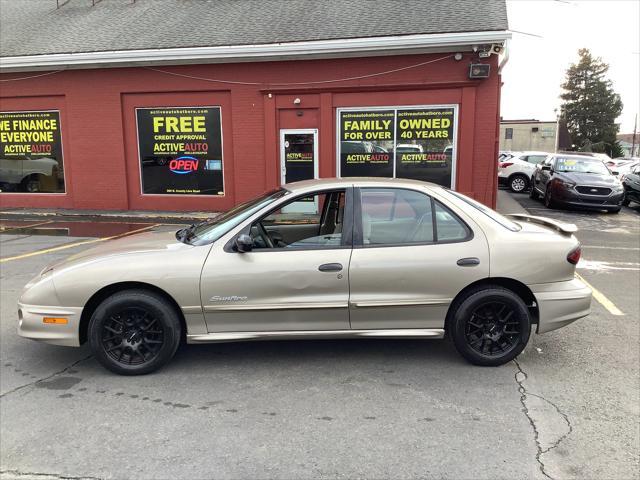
[442,189,521,232]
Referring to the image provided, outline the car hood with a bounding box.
[556,172,618,186]
[47,229,192,272]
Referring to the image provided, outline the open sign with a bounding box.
[169,156,199,174]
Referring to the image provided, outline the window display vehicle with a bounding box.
[18,178,592,375]
[497,151,549,193]
[530,154,625,213]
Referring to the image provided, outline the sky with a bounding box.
[501,0,640,133]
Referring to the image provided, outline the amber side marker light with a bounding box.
[43,317,68,324]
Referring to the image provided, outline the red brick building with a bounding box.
[0,0,509,212]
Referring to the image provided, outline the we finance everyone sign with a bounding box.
[136,107,224,195]
[0,110,65,193]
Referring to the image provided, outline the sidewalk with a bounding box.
[495,189,529,215]
[0,207,215,224]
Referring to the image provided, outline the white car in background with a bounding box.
[498,151,549,193]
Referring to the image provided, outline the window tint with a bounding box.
[360,188,433,245]
[434,201,469,241]
[251,190,345,249]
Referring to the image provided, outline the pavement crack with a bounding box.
[0,354,92,400]
[0,468,102,480]
[513,358,573,480]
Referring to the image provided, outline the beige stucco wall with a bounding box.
[500,122,557,153]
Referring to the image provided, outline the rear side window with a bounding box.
[434,201,469,241]
[528,155,547,164]
[358,188,471,246]
[442,189,521,232]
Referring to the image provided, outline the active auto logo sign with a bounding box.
[169,156,199,174]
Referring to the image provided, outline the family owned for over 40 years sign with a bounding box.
[136,107,224,195]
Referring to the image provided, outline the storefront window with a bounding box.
[136,107,224,195]
[0,111,65,193]
[338,106,457,187]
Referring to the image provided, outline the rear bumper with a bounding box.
[530,278,592,334]
[498,175,509,186]
[17,303,82,347]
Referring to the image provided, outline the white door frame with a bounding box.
[279,128,319,185]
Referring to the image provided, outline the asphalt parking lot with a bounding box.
[1,196,638,480]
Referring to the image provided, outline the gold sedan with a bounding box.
[18,178,592,374]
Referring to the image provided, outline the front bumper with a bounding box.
[554,186,624,210]
[17,303,83,347]
[530,278,592,334]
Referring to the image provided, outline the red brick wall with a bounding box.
[0,53,500,211]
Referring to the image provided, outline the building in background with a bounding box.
[499,119,558,153]
[617,133,639,157]
[1,0,509,211]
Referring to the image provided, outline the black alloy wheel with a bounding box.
[101,307,164,366]
[464,301,522,357]
[450,286,531,366]
[89,290,181,375]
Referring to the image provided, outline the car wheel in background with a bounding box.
[509,174,529,193]
[608,207,621,214]
[88,290,182,375]
[529,179,540,200]
[622,197,630,206]
[544,187,556,209]
[449,286,531,366]
[20,175,40,193]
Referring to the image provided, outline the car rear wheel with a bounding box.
[544,187,556,209]
[449,286,531,366]
[509,174,529,193]
[88,290,181,375]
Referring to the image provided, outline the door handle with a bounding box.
[457,257,480,267]
[318,263,343,272]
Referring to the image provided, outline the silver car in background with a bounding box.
[18,178,592,375]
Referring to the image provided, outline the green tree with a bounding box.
[560,48,623,157]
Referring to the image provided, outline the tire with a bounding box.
[449,286,531,366]
[529,179,540,200]
[608,207,621,214]
[543,186,556,209]
[88,290,182,375]
[20,175,40,193]
[509,174,529,193]
[622,197,630,207]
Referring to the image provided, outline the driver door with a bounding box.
[199,188,353,332]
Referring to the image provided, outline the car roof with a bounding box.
[284,177,440,193]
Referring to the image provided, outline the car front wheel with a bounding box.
[544,187,556,209]
[509,174,529,193]
[88,290,182,375]
[449,286,531,366]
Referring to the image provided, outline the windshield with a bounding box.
[554,157,610,175]
[178,189,288,246]
[442,189,521,232]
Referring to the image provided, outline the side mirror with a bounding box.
[541,165,551,171]
[611,171,619,176]
[235,234,254,253]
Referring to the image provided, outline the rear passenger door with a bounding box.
[348,187,489,330]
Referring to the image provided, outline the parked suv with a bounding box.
[530,154,625,213]
[498,151,549,193]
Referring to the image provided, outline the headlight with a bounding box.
[555,179,576,188]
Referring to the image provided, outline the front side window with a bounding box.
[251,190,346,249]
[360,188,434,245]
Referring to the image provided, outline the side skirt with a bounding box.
[187,328,445,344]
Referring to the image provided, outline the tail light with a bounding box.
[499,162,513,168]
[567,245,581,265]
